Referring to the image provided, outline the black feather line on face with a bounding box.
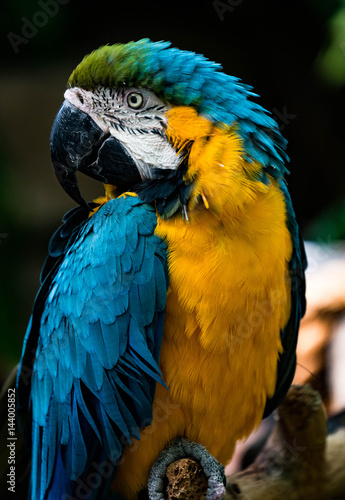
[134,152,195,220]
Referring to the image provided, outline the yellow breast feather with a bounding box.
[112,107,293,499]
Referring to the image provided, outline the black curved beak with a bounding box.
[50,100,141,205]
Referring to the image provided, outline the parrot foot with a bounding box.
[147,437,226,500]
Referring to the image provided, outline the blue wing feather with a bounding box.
[263,181,307,417]
[16,196,169,500]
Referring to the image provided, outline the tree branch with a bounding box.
[157,385,345,500]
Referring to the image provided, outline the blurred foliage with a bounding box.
[2,0,73,65]
[0,145,54,376]
[308,0,344,19]
[306,198,345,241]
[0,148,25,374]
[314,0,345,87]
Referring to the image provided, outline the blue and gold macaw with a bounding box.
[16,39,306,500]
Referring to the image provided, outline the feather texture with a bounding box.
[16,196,168,500]
[112,109,306,499]
[16,39,306,500]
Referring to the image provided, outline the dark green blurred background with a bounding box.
[1,0,345,383]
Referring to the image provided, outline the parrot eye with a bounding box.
[127,92,143,109]
[76,92,84,105]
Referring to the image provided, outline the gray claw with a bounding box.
[148,437,226,500]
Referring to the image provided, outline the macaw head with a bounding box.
[50,39,288,218]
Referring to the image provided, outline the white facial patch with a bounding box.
[64,86,182,180]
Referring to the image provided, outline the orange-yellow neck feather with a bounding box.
[165,106,270,220]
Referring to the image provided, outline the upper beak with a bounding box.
[50,99,141,205]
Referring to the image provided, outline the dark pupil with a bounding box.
[130,95,138,104]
